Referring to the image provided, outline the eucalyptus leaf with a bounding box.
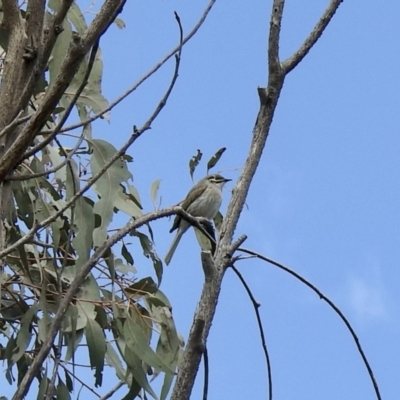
[90,139,132,247]
[105,342,126,381]
[206,147,226,173]
[124,346,158,400]
[123,311,174,374]
[85,318,106,387]
[150,179,161,206]
[66,161,94,268]
[189,149,202,179]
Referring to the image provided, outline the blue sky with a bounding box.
[4,1,400,399]
[93,1,399,399]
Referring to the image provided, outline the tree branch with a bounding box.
[1,42,183,262]
[238,247,382,400]
[268,0,285,76]
[11,206,181,400]
[282,0,344,74]
[0,0,126,181]
[230,264,272,400]
[40,0,216,136]
[170,0,345,398]
[21,41,99,160]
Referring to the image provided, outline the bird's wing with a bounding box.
[169,184,208,232]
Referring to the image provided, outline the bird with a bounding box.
[164,174,231,265]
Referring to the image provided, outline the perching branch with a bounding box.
[238,247,382,400]
[11,206,185,400]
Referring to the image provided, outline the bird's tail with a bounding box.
[164,231,183,265]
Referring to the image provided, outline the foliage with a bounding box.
[0,2,182,399]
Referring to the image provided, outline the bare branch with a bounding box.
[0,110,25,140]
[282,0,344,74]
[238,247,382,400]
[171,0,345,398]
[2,0,20,30]
[230,264,272,400]
[268,0,285,75]
[200,251,215,280]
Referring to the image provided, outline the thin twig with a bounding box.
[238,247,382,400]
[230,264,272,400]
[282,0,344,74]
[99,381,124,400]
[202,346,209,400]
[0,110,25,140]
[41,0,216,136]
[8,132,85,181]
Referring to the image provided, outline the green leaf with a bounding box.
[115,258,137,274]
[90,139,132,247]
[122,243,134,265]
[114,17,126,29]
[47,9,73,83]
[121,377,141,400]
[56,378,71,400]
[123,310,174,374]
[66,161,95,268]
[131,231,163,286]
[12,305,37,363]
[67,2,87,34]
[150,179,161,206]
[189,149,202,180]
[124,346,158,400]
[105,342,126,381]
[37,368,48,400]
[206,147,226,173]
[125,277,157,299]
[64,329,84,362]
[114,185,142,218]
[128,184,142,209]
[85,318,106,387]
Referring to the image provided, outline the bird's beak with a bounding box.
[224,178,232,183]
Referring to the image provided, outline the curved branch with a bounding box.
[238,247,382,400]
[282,0,344,74]
[230,264,272,400]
